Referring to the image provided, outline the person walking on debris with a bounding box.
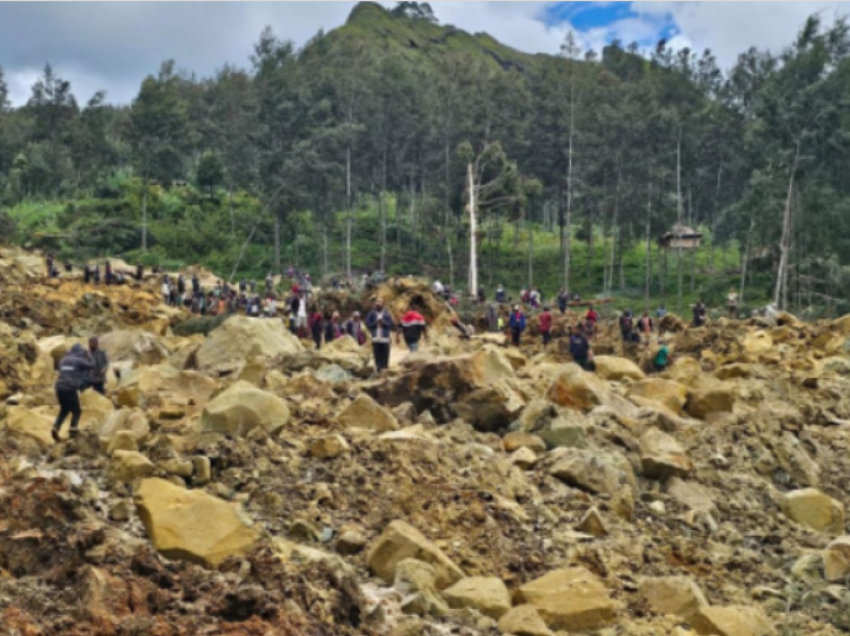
[653,339,673,373]
[585,304,599,336]
[51,344,95,442]
[558,287,568,315]
[619,310,637,343]
[367,298,394,373]
[105,261,113,285]
[309,306,324,349]
[87,337,109,395]
[692,300,707,328]
[46,253,55,278]
[265,272,274,296]
[569,323,594,371]
[161,278,171,305]
[509,304,526,347]
[344,311,366,345]
[296,292,308,336]
[727,287,738,318]
[400,303,427,352]
[538,305,553,346]
[324,311,343,342]
[487,303,499,333]
[637,311,654,345]
[495,284,507,304]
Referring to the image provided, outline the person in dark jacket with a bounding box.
[557,287,568,315]
[619,310,635,342]
[309,307,324,350]
[88,337,109,395]
[366,299,394,373]
[399,304,427,352]
[344,311,366,345]
[52,344,94,442]
[508,305,526,346]
[324,311,342,343]
[539,305,553,345]
[692,300,707,327]
[569,324,593,371]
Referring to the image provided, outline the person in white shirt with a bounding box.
[161,280,171,305]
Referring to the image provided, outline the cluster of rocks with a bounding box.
[3,249,850,635]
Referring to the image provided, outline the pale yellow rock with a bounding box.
[338,393,400,432]
[576,507,608,537]
[627,379,689,414]
[109,450,155,483]
[640,428,693,480]
[441,576,512,619]
[100,329,169,365]
[663,357,702,388]
[824,536,850,581]
[200,381,290,437]
[79,390,115,430]
[593,356,646,382]
[510,447,538,470]
[503,431,547,454]
[517,567,615,631]
[666,477,715,512]
[639,576,708,621]
[715,363,751,380]
[782,488,844,534]
[547,448,637,496]
[693,605,777,636]
[196,315,303,372]
[4,406,54,448]
[740,331,774,358]
[98,409,150,450]
[367,520,465,590]
[310,434,350,459]
[686,381,735,419]
[135,477,259,568]
[546,364,612,411]
[118,364,218,405]
[107,430,139,454]
[497,604,554,636]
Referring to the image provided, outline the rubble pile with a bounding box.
[3,248,850,635]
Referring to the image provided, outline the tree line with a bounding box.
[0,3,849,312]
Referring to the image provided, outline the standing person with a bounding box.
[296,292,308,337]
[265,272,274,296]
[637,311,654,345]
[487,303,499,333]
[93,264,101,285]
[51,344,94,442]
[520,287,529,306]
[177,274,186,296]
[366,299,394,373]
[400,303,427,352]
[344,311,366,345]
[192,274,200,295]
[585,304,599,337]
[87,337,109,395]
[557,287,568,315]
[692,300,707,327]
[508,304,526,347]
[495,284,507,304]
[477,287,486,304]
[161,278,171,305]
[105,261,113,285]
[569,324,593,371]
[46,253,55,278]
[136,264,144,281]
[727,288,739,318]
[619,310,635,343]
[309,307,324,349]
[539,305,553,346]
[324,311,343,342]
[656,304,667,319]
[84,264,92,284]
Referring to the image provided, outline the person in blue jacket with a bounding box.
[51,344,95,442]
[508,304,526,347]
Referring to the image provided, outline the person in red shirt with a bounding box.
[585,304,599,337]
[399,304,427,352]
[538,305,553,346]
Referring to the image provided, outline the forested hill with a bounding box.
[1,2,850,315]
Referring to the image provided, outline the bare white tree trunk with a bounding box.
[467,162,478,298]
[774,143,800,309]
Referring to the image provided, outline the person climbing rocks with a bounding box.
[509,304,526,347]
[538,305,553,346]
[653,339,673,373]
[87,337,109,396]
[569,323,594,371]
[309,306,324,350]
[557,287,568,315]
[51,344,95,442]
[399,303,427,352]
[692,300,707,328]
[344,311,366,345]
[366,298,394,373]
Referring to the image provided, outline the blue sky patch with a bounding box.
[544,1,678,48]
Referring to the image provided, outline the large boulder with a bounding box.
[593,356,646,382]
[367,520,464,590]
[640,428,692,480]
[79,390,115,429]
[100,329,169,365]
[199,381,291,437]
[337,394,400,432]
[516,567,615,631]
[366,348,515,422]
[134,478,259,568]
[454,382,525,433]
[693,605,776,636]
[639,576,708,621]
[196,316,303,373]
[498,605,554,636]
[441,576,511,619]
[109,450,155,483]
[546,448,637,496]
[781,488,844,534]
[118,365,218,406]
[627,379,689,414]
[739,331,773,360]
[546,364,611,411]
[824,536,850,581]
[97,409,150,450]
[686,380,735,419]
[4,406,55,448]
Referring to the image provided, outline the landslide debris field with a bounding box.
[3,247,850,636]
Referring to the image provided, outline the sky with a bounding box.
[0,1,846,107]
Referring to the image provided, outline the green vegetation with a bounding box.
[2,2,850,317]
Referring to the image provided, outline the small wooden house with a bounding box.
[659,224,702,250]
